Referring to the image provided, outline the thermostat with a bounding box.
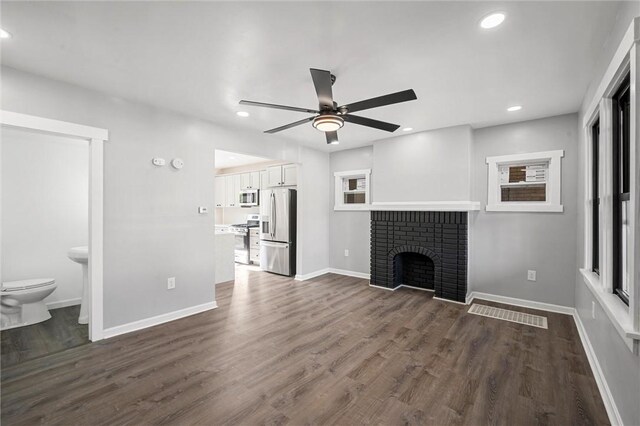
[171,158,184,169]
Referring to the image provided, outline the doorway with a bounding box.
[0,111,107,352]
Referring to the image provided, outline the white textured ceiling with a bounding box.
[0,1,624,151]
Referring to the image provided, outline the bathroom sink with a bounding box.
[67,246,88,265]
[68,246,89,325]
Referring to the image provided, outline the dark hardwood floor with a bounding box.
[1,305,88,368]
[1,268,608,425]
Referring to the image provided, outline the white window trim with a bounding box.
[485,150,564,213]
[334,169,371,211]
[580,17,639,351]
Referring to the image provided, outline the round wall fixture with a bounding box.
[171,158,184,169]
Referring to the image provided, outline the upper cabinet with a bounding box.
[266,164,297,187]
[215,176,226,208]
[260,170,269,190]
[224,174,241,207]
[240,171,260,190]
[216,164,297,208]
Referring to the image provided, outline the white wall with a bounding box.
[1,127,88,306]
[470,114,579,307]
[329,146,373,274]
[574,5,640,425]
[372,125,472,202]
[1,66,329,329]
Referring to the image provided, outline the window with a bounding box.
[499,162,548,202]
[486,150,564,212]
[592,119,600,274]
[334,169,371,211]
[612,74,630,304]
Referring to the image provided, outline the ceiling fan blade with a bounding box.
[325,131,339,145]
[343,114,400,132]
[339,89,417,114]
[264,116,315,134]
[310,68,334,110]
[239,100,318,114]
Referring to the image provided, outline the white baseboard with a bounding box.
[369,283,401,291]
[103,301,217,339]
[466,291,574,315]
[295,268,371,281]
[573,311,622,426]
[328,268,371,280]
[294,268,331,281]
[46,298,81,310]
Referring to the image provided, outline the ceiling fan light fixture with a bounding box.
[313,115,344,132]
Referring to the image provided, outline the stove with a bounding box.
[230,214,260,264]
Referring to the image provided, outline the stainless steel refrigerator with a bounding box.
[259,188,296,276]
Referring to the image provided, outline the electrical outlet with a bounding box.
[527,270,537,281]
[592,301,596,319]
[168,277,176,290]
[344,249,349,257]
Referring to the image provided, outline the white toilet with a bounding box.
[0,278,57,330]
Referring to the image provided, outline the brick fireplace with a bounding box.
[370,211,468,302]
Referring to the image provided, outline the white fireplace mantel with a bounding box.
[369,201,481,212]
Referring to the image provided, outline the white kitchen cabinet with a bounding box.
[225,174,241,207]
[282,164,297,186]
[240,171,260,190]
[265,164,297,187]
[215,176,226,208]
[266,165,283,187]
[260,170,268,190]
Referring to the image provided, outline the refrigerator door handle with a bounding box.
[271,192,276,238]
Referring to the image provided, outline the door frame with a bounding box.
[0,110,108,341]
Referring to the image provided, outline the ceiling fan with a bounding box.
[239,68,417,145]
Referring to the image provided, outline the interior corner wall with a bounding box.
[329,146,373,274]
[0,65,301,329]
[574,5,640,425]
[470,114,579,308]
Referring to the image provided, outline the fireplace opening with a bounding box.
[393,252,435,290]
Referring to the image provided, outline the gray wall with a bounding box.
[1,66,330,328]
[329,146,373,274]
[373,125,472,202]
[470,114,579,307]
[574,5,640,425]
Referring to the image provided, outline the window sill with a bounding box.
[579,269,640,346]
[486,203,563,212]
[334,205,371,211]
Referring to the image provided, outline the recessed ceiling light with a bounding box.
[480,12,505,29]
[0,28,12,39]
[329,141,339,145]
[507,105,522,112]
[402,127,413,132]
[236,111,249,117]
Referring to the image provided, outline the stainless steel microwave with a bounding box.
[239,189,259,207]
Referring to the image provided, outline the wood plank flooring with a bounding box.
[1,305,88,367]
[1,268,608,425]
